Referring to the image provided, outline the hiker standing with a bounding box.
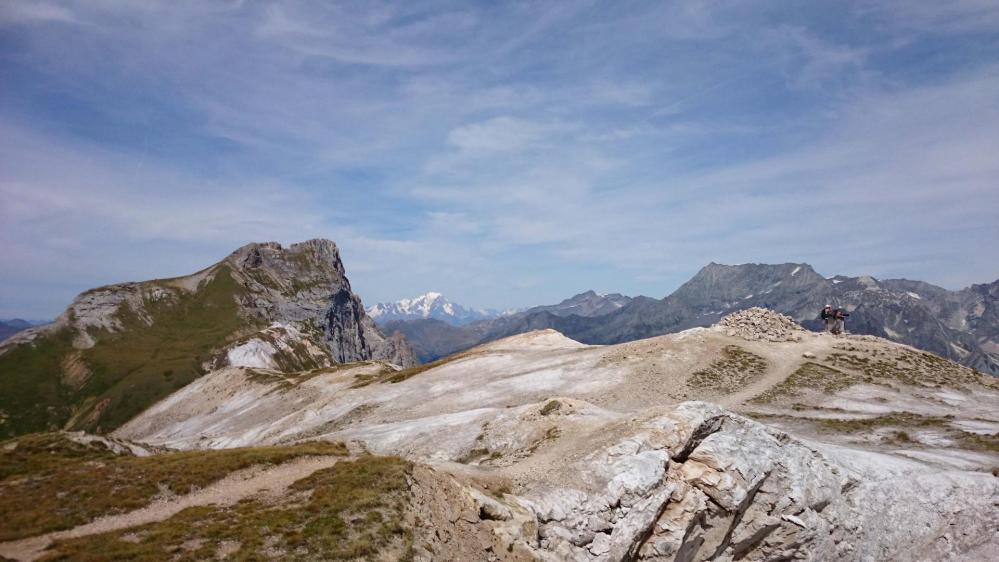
[820,305,835,332]
[832,308,849,335]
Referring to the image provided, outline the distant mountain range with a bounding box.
[0,319,47,342]
[383,264,999,374]
[381,290,634,363]
[367,292,514,326]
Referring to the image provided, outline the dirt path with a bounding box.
[0,455,345,562]
[718,334,839,407]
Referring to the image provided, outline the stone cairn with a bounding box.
[718,307,804,342]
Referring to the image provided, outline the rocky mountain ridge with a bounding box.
[526,290,632,318]
[0,239,415,438]
[388,290,636,362]
[393,263,999,373]
[0,319,34,343]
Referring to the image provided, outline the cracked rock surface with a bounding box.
[518,402,999,562]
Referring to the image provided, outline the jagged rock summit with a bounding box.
[0,239,415,438]
[221,239,413,366]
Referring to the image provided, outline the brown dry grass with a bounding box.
[687,345,768,393]
[752,362,858,403]
[38,455,414,562]
[0,433,347,541]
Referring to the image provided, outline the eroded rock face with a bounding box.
[224,239,416,366]
[366,324,420,368]
[517,402,999,562]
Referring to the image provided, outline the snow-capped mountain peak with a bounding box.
[367,292,502,326]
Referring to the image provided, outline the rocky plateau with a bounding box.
[97,309,999,561]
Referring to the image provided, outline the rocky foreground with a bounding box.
[0,311,976,561]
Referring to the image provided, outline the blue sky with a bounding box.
[2,1,999,318]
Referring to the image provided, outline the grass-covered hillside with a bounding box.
[0,239,391,440]
[0,266,259,438]
[0,433,420,561]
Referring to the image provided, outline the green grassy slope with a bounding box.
[0,330,77,438]
[0,266,260,438]
[37,456,413,561]
[0,433,349,542]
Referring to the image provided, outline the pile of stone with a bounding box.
[718,307,804,342]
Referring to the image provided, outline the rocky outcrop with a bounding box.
[366,323,420,368]
[518,402,999,561]
[224,240,374,363]
[211,322,333,372]
[224,240,416,368]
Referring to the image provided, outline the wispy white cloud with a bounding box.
[761,25,872,90]
[1,0,997,316]
[446,117,570,154]
[860,0,999,35]
[0,1,77,24]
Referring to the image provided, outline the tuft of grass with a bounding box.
[457,448,492,464]
[812,411,999,453]
[526,427,562,455]
[0,433,347,541]
[540,400,562,416]
[38,456,413,562]
[0,433,119,481]
[687,345,768,393]
[890,430,912,443]
[244,362,370,392]
[957,432,999,452]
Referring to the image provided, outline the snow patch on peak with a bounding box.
[366,292,503,326]
[791,266,801,276]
